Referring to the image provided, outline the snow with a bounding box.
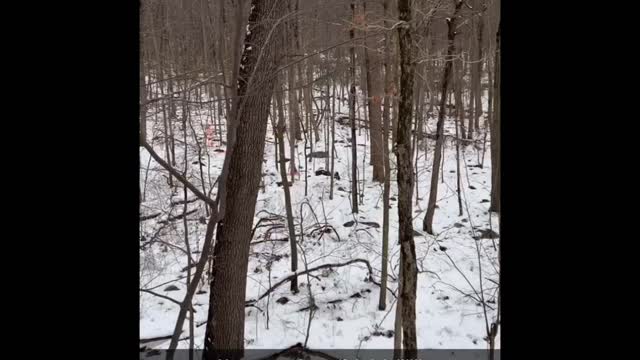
[140,86,500,352]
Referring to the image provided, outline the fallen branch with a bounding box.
[171,197,199,206]
[247,259,374,304]
[140,331,184,344]
[181,263,197,272]
[250,216,284,239]
[142,239,194,260]
[145,276,188,291]
[140,212,162,221]
[139,289,196,312]
[257,343,340,360]
[251,238,288,245]
[158,208,198,224]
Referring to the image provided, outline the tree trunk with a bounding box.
[489,21,500,213]
[412,67,423,205]
[454,60,463,217]
[329,77,336,200]
[474,3,484,132]
[396,0,418,356]
[423,1,463,235]
[226,0,247,146]
[203,0,286,357]
[140,58,147,144]
[364,1,384,182]
[393,252,403,359]
[378,0,392,311]
[275,77,299,294]
[349,0,359,214]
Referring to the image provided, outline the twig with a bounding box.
[142,140,217,208]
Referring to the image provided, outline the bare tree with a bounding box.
[139,0,500,355]
[203,0,287,357]
[275,76,299,294]
[489,19,500,213]
[396,0,418,356]
[349,0,359,214]
[378,0,392,312]
[423,0,464,235]
[363,0,385,182]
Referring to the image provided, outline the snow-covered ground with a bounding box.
[139,90,500,352]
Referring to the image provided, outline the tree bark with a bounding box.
[378,0,392,312]
[474,1,485,132]
[203,0,286,357]
[287,23,299,182]
[396,0,418,356]
[349,0,359,214]
[489,21,500,213]
[393,252,403,359]
[364,0,385,183]
[423,0,463,235]
[140,56,147,145]
[454,59,463,216]
[275,77,299,294]
[329,77,336,200]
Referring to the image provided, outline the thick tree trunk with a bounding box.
[396,0,418,356]
[203,1,286,358]
[423,1,463,235]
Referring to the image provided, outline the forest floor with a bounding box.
[139,95,500,353]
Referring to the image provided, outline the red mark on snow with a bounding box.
[206,125,215,148]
